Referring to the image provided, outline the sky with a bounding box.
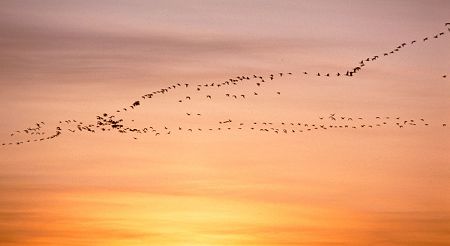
[0,0,450,245]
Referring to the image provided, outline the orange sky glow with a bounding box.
[1,1,449,245]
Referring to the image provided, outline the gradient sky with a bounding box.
[1,1,450,245]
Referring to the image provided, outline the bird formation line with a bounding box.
[1,22,449,147]
[2,114,448,146]
[345,24,450,77]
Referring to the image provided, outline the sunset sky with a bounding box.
[1,1,450,245]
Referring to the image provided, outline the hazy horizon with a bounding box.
[1,1,449,245]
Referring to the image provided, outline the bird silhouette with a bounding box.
[4,22,450,147]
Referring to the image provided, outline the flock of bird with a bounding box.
[3,113,448,146]
[346,23,450,78]
[1,23,449,147]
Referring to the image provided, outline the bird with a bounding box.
[6,29,450,148]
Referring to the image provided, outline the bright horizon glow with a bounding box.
[1,1,449,245]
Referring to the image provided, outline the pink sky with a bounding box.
[1,1,450,245]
